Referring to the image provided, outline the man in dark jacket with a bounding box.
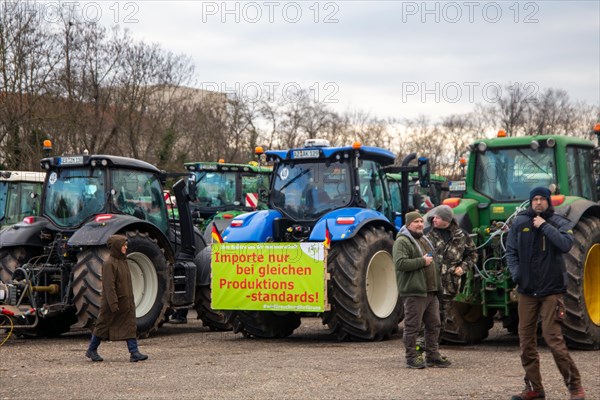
[506,187,584,400]
[85,234,148,362]
[393,211,450,369]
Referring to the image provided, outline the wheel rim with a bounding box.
[127,252,158,319]
[583,243,600,326]
[366,250,398,318]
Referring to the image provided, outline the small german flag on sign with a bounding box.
[211,223,224,243]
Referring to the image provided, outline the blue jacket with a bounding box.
[506,209,573,297]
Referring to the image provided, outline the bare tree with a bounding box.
[47,11,130,156]
[402,115,445,173]
[1,3,598,177]
[440,113,481,176]
[493,82,531,137]
[342,109,394,149]
[570,102,600,140]
[0,1,61,169]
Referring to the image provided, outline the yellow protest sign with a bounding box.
[211,242,326,312]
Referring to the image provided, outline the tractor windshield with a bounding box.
[271,160,352,220]
[45,168,106,227]
[474,147,556,201]
[0,182,7,221]
[192,171,237,208]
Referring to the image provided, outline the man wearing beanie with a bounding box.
[393,211,450,369]
[426,205,477,336]
[506,187,585,400]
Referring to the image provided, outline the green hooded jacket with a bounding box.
[393,226,441,297]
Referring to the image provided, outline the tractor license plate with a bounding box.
[58,156,84,165]
[293,149,320,159]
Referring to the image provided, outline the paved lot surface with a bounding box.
[1,312,598,400]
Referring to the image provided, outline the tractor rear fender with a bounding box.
[308,208,395,242]
[0,217,50,248]
[555,197,600,229]
[69,214,174,261]
[223,210,283,242]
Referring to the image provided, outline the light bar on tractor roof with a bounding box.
[304,138,330,148]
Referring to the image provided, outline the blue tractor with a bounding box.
[221,139,429,340]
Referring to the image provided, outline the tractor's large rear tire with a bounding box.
[230,310,301,338]
[441,301,494,344]
[0,246,30,283]
[563,214,600,349]
[73,247,109,329]
[192,246,231,331]
[323,225,401,341]
[126,231,170,338]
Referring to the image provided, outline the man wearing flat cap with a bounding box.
[506,187,585,400]
[393,211,450,369]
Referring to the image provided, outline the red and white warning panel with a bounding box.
[245,193,258,209]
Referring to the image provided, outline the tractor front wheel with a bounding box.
[324,225,401,341]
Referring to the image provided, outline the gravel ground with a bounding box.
[1,312,598,400]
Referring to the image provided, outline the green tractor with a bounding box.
[184,160,270,330]
[185,161,271,233]
[444,128,600,349]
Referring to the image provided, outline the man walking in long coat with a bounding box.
[85,234,148,362]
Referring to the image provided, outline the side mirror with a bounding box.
[187,175,197,202]
[418,157,430,188]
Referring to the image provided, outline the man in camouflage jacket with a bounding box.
[426,205,477,333]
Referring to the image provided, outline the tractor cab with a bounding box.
[40,155,169,233]
[263,139,396,241]
[0,171,45,228]
[469,135,596,203]
[185,161,270,230]
[439,129,600,349]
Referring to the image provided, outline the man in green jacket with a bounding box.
[393,211,451,369]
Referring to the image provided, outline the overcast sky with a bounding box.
[87,1,599,121]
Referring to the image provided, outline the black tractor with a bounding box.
[0,150,203,338]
